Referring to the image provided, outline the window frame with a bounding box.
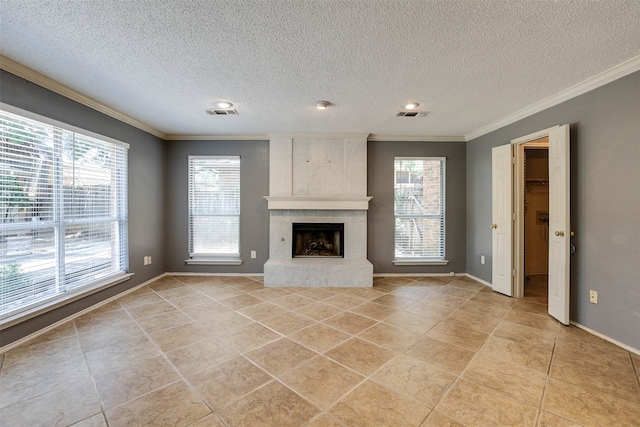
[186,155,242,265]
[393,156,449,266]
[0,103,131,326]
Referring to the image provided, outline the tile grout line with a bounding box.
[630,351,640,391]
[108,299,218,419]
[335,278,486,425]
[430,298,514,424]
[108,278,267,422]
[137,288,271,427]
[72,316,109,426]
[225,278,422,422]
[168,279,363,422]
[364,279,486,425]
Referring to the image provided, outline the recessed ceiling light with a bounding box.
[404,102,419,110]
[314,100,331,110]
[216,101,233,109]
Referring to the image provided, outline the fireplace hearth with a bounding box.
[293,223,344,257]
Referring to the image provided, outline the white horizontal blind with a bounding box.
[394,157,445,259]
[0,109,128,319]
[188,156,240,258]
[62,132,128,288]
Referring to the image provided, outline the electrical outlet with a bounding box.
[251,251,256,259]
[449,272,455,276]
[481,255,485,265]
[589,290,598,304]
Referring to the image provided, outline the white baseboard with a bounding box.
[373,272,464,277]
[570,321,640,356]
[461,275,639,355]
[166,272,264,277]
[465,273,492,288]
[0,273,168,354]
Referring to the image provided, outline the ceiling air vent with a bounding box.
[395,111,429,117]
[206,109,238,115]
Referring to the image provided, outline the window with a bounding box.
[1,107,128,320]
[393,157,447,264]
[187,156,241,264]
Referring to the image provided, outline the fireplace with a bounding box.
[264,134,372,287]
[293,223,344,258]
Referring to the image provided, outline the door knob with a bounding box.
[555,230,565,236]
[491,224,498,229]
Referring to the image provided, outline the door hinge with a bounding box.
[512,269,516,277]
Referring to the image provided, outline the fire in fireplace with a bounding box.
[292,223,344,257]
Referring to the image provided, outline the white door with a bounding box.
[492,144,514,296]
[548,124,570,324]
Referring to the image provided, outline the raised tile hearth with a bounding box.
[264,259,373,287]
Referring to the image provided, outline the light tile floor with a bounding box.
[1,275,639,426]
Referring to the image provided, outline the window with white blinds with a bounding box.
[0,108,128,320]
[394,157,445,260]
[188,156,240,260]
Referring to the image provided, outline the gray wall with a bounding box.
[0,71,166,347]
[164,140,270,273]
[368,141,467,274]
[466,71,640,349]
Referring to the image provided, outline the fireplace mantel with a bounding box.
[264,196,372,210]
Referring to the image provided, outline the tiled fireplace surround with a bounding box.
[264,135,373,287]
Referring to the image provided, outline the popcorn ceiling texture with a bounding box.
[0,0,639,137]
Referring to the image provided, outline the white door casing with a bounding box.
[547,124,570,324]
[492,144,514,296]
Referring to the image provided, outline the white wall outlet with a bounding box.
[481,255,485,265]
[251,251,257,259]
[589,290,598,304]
[143,256,152,265]
[449,272,455,276]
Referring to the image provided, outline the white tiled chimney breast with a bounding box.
[264,134,373,287]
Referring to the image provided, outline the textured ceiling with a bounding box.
[1,0,639,138]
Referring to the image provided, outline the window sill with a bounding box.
[392,259,450,266]
[185,258,243,266]
[0,272,133,330]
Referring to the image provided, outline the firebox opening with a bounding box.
[292,223,344,258]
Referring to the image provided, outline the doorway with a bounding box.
[520,140,549,307]
[492,124,570,324]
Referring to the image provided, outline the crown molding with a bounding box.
[0,55,166,139]
[166,133,465,142]
[269,132,370,140]
[165,134,269,141]
[368,134,465,142]
[465,55,640,142]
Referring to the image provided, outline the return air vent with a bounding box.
[395,111,429,117]
[206,109,238,115]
